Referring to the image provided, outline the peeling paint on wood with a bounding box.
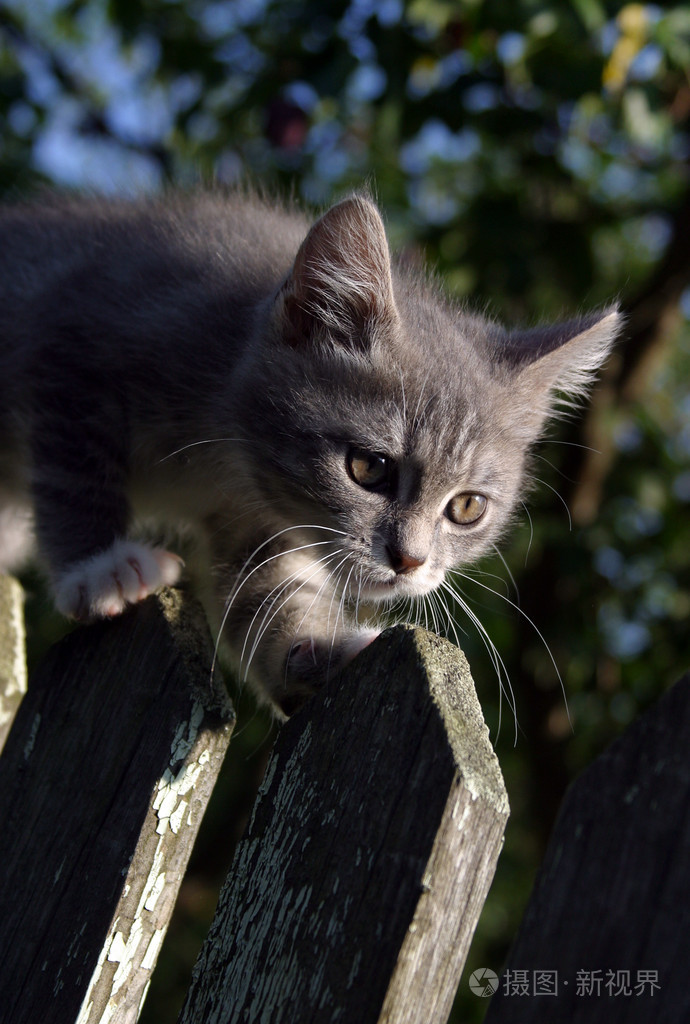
[0,588,234,1024]
[0,575,27,753]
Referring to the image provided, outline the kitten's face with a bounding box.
[230,191,619,617]
[235,340,528,607]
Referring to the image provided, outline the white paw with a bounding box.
[54,540,183,620]
[342,628,380,664]
[287,628,380,676]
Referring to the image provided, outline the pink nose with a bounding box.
[387,547,426,575]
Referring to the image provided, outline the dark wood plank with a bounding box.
[178,625,509,1024]
[485,672,690,1022]
[0,587,235,1024]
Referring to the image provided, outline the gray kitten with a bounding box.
[0,189,620,715]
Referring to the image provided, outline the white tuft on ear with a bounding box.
[498,306,622,432]
[278,193,398,349]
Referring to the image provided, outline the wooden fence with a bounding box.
[0,572,687,1023]
[0,576,508,1023]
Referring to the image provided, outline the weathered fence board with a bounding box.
[0,573,27,753]
[178,624,509,1024]
[0,587,235,1024]
[485,671,690,1023]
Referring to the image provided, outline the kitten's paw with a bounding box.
[276,628,380,717]
[54,540,183,620]
[341,628,381,664]
[286,628,379,679]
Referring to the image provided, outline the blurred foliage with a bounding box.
[1,0,690,1020]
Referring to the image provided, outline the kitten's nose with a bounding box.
[387,546,426,575]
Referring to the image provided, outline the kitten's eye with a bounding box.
[447,493,487,525]
[347,449,390,490]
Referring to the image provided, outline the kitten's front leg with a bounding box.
[30,358,182,620]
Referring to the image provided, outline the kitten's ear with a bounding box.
[276,194,398,350]
[499,306,622,432]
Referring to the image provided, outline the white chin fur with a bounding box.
[360,576,433,602]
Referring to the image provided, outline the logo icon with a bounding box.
[469,968,499,997]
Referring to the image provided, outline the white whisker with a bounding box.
[212,527,349,675]
[325,560,357,678]
[398,366,408,434]
[239,548,344,674]
[534,476,573,531]
[519,500,534,566]
[532,451,576,483]
[433,586,465,650]
[287,554,352,688]
[411,366,433,428]
[491,544,520,604]
[547,439,602,454]
[441,578,518,744]
[223,525,347,612]
[243,549,347,682]
[451,568,572,734]
[159,437,256,463]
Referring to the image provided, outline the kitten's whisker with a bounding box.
[214,535,345,674]
[276,552,352,688]
[532,452,578,483]
[519,500,534,566]
[411,366,433,429]
[326,561,357,677]
[398,366,408,427]
[289,552,351,667]
[223,527,347,613]
[460,565,512,596]
[243,550,347,682]
[442,576,517,741]
[534,476,573,531]
[280,553,352,689]
[490,545,520,604]
[216,537,332,646]
[441,578,518,744]
[408,596,420,630]
[433,587,465,650]
[430,590,444,634]
[441,579,507,683]
[158,437,257,463]
[425,592,434,633]
[547,439,602,454]
[239,548,344,673]
[244,549,345,661]
[338,563,356,633]
[354,572,363,625]
[325,555,352,637]
[428,592,441,636]
[451,569,571,733]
